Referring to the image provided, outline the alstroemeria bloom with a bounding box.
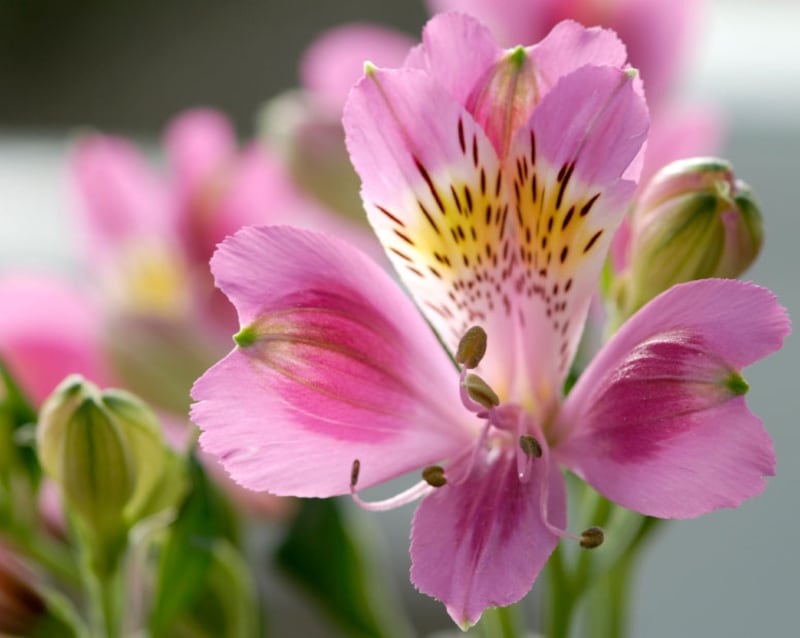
[191,14,788,627]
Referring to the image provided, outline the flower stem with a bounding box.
[479,604,524,638]
[544,545,574,638]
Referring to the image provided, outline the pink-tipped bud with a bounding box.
[466,45,539,156]
[618,157,764,318]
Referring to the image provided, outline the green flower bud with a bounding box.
[36,376,168,551]
[618,157,764,318]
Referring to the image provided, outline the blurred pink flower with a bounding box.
[0,275,111,406]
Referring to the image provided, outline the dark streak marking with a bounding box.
[376,205,404,227]
[393,229,415,246]
[419,201,440,235]
[583,229,603,253]
[581,193,601,217]
[390,247,412,262]
[458,118,466,154]
[413,156,446,214]
[555,162,574,210]
[450,185,463,213]
[561,205,575,231]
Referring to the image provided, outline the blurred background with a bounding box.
[1,0,798,636]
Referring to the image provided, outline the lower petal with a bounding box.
[556,279,790,518]
[410,447,565,628]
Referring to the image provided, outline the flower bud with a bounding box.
[36,376,168,548]
[618,157,763,317]
[466,45,539,156]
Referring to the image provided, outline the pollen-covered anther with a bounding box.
[422,465,447,488]
[455,325,488,369]
[463,373,500,409]
[519,435,543,458]
[579,526,605,550]
[350,459,361,488]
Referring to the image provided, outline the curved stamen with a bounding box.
[529,424,604,549]
[349,459,435,512]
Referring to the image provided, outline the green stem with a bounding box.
[479,604,524,638]
[544,545,574,638]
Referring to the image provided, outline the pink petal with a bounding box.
[410,447,565,628]
[425,0,557,47]
[344,64,522,396]
[191,226,474,497]
[0,275,111,405]
[164,108,236,209]
[503,64,647,406]
[70,135,173,264]
[528,20,628,98]
[555,279,790,518]
[411,12,501,107]
[300,23,415,111]
[595,0,701,107]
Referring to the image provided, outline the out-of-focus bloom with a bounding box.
[192,14,789,626]
[70,109,378,416]
[0,276,111,407]
[427,0,701,107]
[614,158,763,318]
[260,24,415,221]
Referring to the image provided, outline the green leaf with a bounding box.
[0,359,41,482]
[149,453,243,637]
[274,498,412,638]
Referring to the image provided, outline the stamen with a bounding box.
[529,429,605,548]
[463,373,500,409]
[349,459,435,512]
[579,526,605,549]
[422,465,447,487]
[456,325,488,369]
[519,435,543,458]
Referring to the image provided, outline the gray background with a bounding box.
[1,1,798,636]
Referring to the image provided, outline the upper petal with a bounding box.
[191,226,473,498]
[503,64,648,407]
[344,64,521,395]
[410,12,501,107]
[410,447,565,628]
[555,279,790,518]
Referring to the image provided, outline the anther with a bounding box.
[579,526,605,549]
[463,373,500,409]
[422,465,447,488]
[350,459,361,488]
[456,325,488,369]
[519,435,543,458]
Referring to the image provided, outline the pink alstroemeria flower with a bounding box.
[191,14,788,627]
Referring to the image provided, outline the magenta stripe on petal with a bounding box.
[410,447,565,628]
[556,279,789,518]
[192,226,474,497]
